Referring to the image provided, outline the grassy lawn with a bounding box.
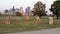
[0,15,60,34]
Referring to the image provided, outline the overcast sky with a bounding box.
[0,0,56,12]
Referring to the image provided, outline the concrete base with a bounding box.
[5,17,10,25]
[49,17,53,25]
[34,16,40,22]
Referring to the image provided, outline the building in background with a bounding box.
[4,9,9,14]
[3,6,29,15]
[10,6,16,14]
[15,7,24,15]
[18,7,24,15]
[25,6,31,15]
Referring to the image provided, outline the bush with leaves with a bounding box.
[50,0,60,19]
[32,1,46,18]
[15,12,22,16]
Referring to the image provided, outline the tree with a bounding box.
[50,0,60,19]
[15,12,22,16]
[32,1,46,21]
[57,0,60,1]
[32,1,46,17]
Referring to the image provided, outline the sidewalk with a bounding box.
[5,28,60,34]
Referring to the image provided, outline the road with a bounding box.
[5,28,60,34]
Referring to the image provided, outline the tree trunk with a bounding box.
[56,15,59,19]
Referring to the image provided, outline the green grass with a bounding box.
[0,15,60,34]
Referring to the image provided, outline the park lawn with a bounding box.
[0,15,60,34]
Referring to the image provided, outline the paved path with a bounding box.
[5,28,60,34]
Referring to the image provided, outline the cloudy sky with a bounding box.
[0,0,56,12]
